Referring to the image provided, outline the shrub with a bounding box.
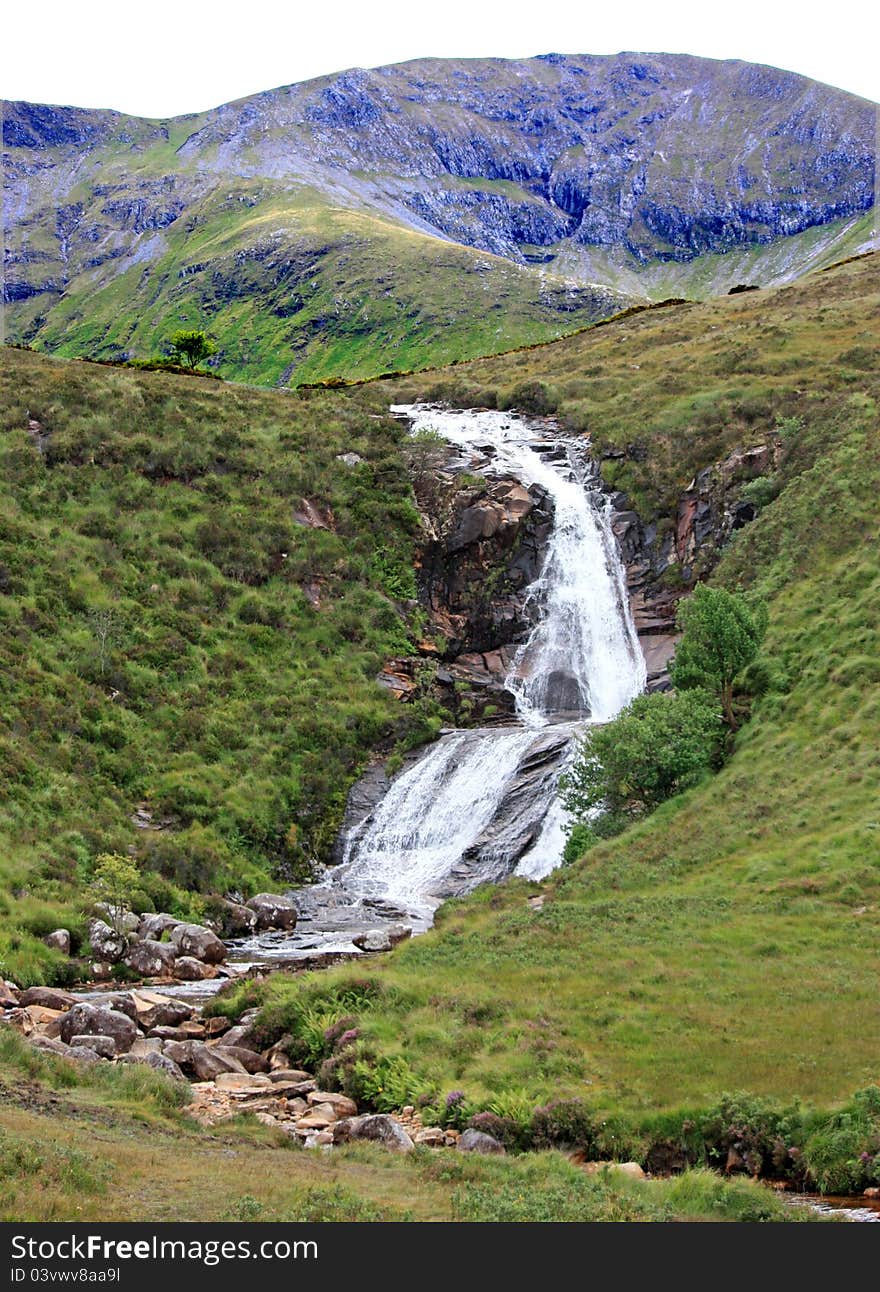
[531,1098,600,1155]
[803,1087,880,1193]
[501,379,559,416]
[559,690,721,826]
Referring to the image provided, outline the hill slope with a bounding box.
[3,53,875,383]
[228,252,880,1112]
[0,350,442,983]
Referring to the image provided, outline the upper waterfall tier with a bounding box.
[391,405,646,723]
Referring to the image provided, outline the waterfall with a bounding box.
[333,406,646,918]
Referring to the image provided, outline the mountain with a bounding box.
[3,53,875,384]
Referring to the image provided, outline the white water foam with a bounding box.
[339,405,646,911]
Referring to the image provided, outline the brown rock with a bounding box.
[204,1016,231,1037]
[415,1127,445,1147]
[25,1005,64,1026]
[70,1034,116,1059]
[190,1043,247,1081]
[19,987,76,1011]
[296,1113,335,1130]
[0,981,21,1008]
[124,940,178,978]
[245,894,298,932]
[168,923,226,965]
[306,1091,357,1117]
[59,1004,137,1053]
[130,991,192,1031]
[267,1068,312,1083]
[44,929,71,955]
[214,1072,272,1092]
[174,957,214,981]
[332,1115,414,1152]
[213,1045,269,1074]
[29,1035,70,1057]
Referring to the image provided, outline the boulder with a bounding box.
[306,1090,358,1117]
[214,1021,259,1051]
[44,929,71,955]
[96,905,139,934]
[0,981,21,1008]
[174,957,213,981]
[129,1036,163,1058]
[140,1051,186,1082]
[457,1129,506,1155]
[245,893,298,932]
[332,1115,414,1152]
[19,986,76,1011]
[137,913,180,942]
[88,919,128,964]
[67,1046,105,1065]
[213,1045,269,1074]
[189,1043,247,1081]
[124,940,178,977]
[70,1034,116,1059]
[265,1037,294,1069]
[24,1005,64,1028]
[59,1003,137,1053]
[268,1068,312,1084]
[29,1035,70,1057]
[161,1040,194,1070]
[130,991,192,1031]
[103,994,139,1022]
[169,923,226,965]
[352,925,412,953]
[204,1015,230,1037]
[221,901,257,936]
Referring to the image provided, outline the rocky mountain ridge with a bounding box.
[3,53,875,383]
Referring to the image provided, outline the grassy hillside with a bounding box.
[25,198,631,387]
[224,253,880,1113]
[0,349,444,984]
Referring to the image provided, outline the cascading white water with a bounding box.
[337,405,646,917]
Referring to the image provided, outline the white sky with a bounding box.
[2,0,878,117]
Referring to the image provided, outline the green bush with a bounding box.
[531,1098,600,1155]
[559,690,721,827]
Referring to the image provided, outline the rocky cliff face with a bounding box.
[3,54,874,382]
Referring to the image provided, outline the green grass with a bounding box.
[0,348,445,982]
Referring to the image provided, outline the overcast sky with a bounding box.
[3,0,878,116]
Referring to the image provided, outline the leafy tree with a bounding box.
[559,690,721,828]
[169,329,217,370]
[87,852,142,934]
[670,585,767,728]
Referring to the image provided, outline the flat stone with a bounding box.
[214,1072,272,1092]
[267,1068,312,1084]
[70,1034,116,1058]
[296,1113,335,1130]
[306,1091,357,1117]
[19,987,76,1011]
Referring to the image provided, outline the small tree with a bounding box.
[87,852,142,935]
[169,329,217,370]
[559,690,722,827]
[670,585,767,728]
